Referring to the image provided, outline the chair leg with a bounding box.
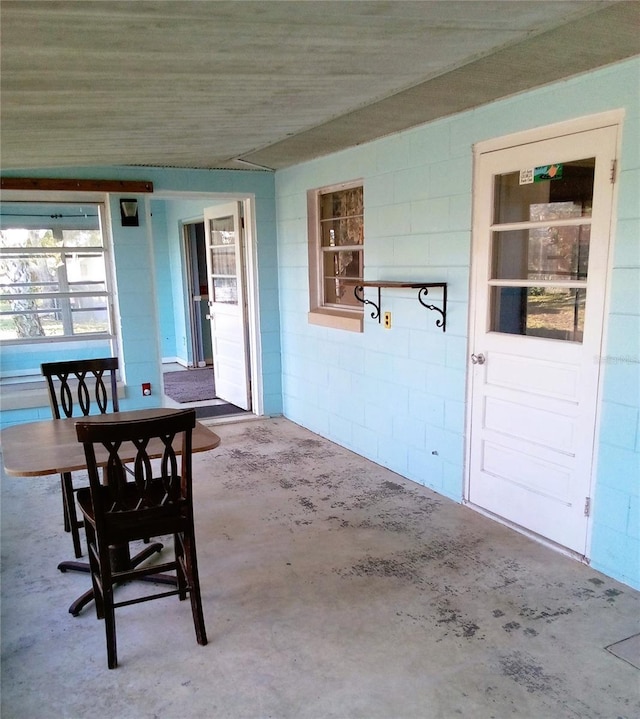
[84,522,104,620]
[184,533,207,646]
[104,588,118,669]
[61,472,83,559]
[96,542,118,669]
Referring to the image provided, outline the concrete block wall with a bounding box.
[275,58,640,588]
[590,91,640,588]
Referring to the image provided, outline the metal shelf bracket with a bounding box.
[352,281,447,332]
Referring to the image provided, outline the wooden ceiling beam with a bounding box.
[0,178,153,193]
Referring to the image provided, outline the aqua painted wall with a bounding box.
[0,165,282,424]
[150,200,178,362]
[275,58,640,589]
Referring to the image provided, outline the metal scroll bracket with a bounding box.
[417,284,447,333]
[353,284,381,321]
[352,281,447,332]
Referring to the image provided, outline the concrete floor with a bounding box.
[1,417,638,718]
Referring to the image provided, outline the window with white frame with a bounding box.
[307,180,364,331]
[0,201,116,379]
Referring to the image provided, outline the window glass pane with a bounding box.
[0,203,102,246]
[66,253,107,290]
[323,250,362,280]
[60,229,103,247]
[320,188,363,220]
[324,278,360,308]
[0,252,59,294]
[321,217,364,247]
[493,159,594,224]
[491,286,585,342]
[70,303,110,335]
[492,225,590,281]
[212,277,237,304]
[0,252,107,294]
[0,229,103,248]
[323,250,361,308]
[0,295,109,340]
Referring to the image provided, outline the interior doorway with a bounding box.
[184,221,212,369]
[159,200,255,420]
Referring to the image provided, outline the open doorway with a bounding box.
[184,221,211,370]
[162,219,240,419]
[156,196,258,421]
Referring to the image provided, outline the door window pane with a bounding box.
[492,225,590,281]
[211,246,235,275]
[491,286,585,342]
[209,216,234,243]
[493,159,594,223]
[212,277,237,304]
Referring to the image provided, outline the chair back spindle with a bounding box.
[41,357,119,419]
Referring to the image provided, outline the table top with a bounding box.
[0,408,221,477]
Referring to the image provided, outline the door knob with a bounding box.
[471,353,486,365]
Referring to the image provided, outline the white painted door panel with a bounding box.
[468,124,617,554]
[204,202,251,411]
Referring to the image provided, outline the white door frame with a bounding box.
[464,110,623,557]
[149,191,264,416]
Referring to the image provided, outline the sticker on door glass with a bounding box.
[519,168,534,185]
[534,164,563,182]
[520,164,564,185]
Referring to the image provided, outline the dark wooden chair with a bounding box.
[75,409,207,669]
[41,357,120,558]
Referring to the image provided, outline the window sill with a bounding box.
[308,308,363,333]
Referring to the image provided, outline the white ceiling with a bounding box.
[1,1,638,171]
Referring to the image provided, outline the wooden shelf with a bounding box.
[347,281,448,332]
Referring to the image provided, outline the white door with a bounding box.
[467,124,618,555]
[204,202,251,410]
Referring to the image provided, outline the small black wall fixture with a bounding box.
[119,198,139,226]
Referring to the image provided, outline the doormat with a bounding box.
[196,403,246,419]
[606,633,640,670]
[163,368,215,403]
